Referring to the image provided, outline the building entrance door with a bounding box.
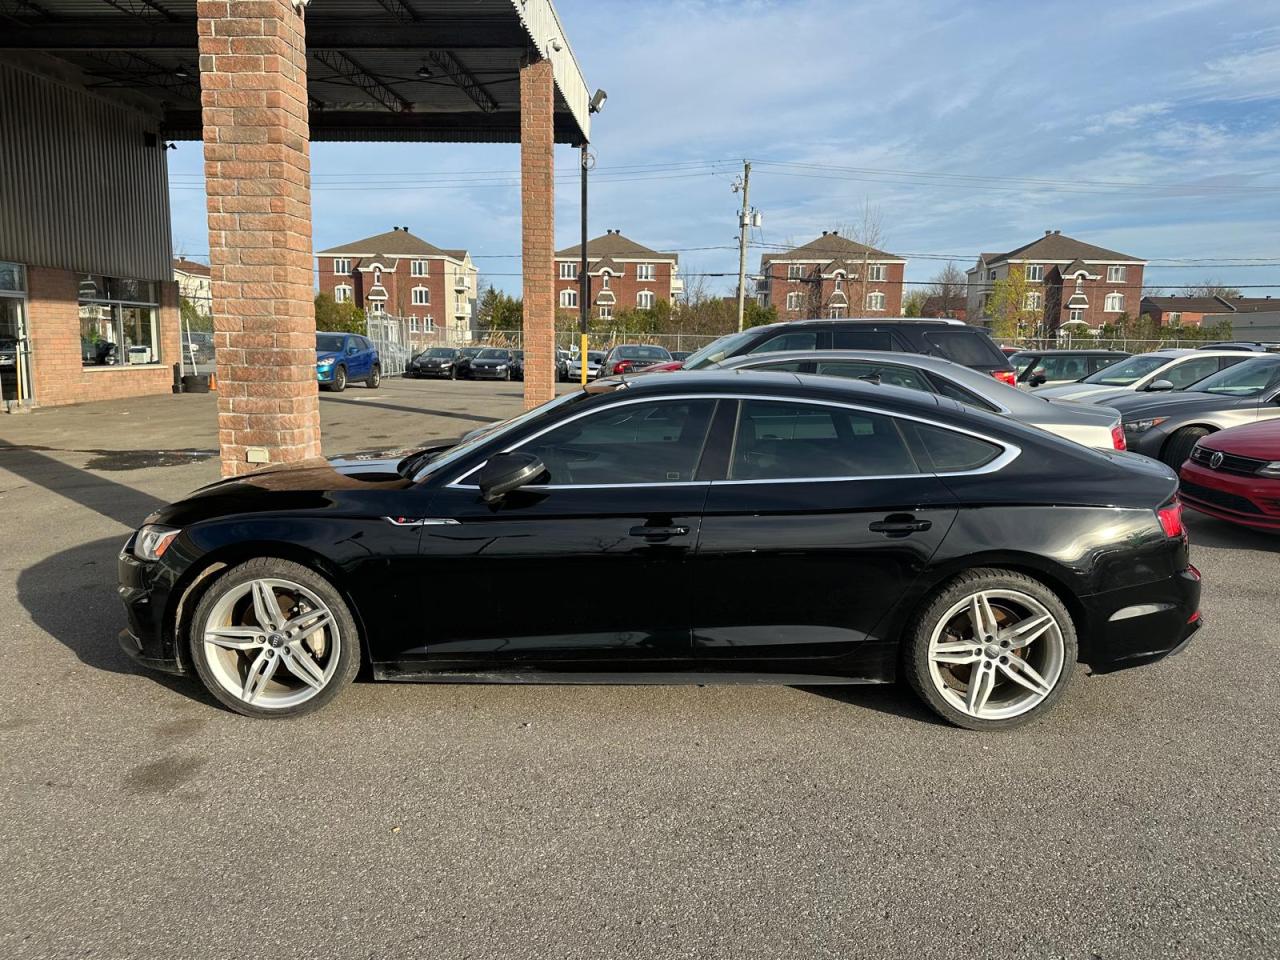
[0,262,32,406]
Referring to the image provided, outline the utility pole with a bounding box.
[579,144,590,383]
[734,161,751,332]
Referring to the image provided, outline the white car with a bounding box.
[1035,349,1252,404]
[569,350,605,380]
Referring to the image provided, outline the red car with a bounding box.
[1178,420,1280,531]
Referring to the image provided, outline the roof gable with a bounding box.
[318,229,468,261]
[987,231,1142,265]
[556,230,678,263]
[761,233,903,266]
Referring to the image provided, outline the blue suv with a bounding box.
[316,333,380,392]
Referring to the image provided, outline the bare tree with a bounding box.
[927,261,966,318]
[838,199,886,317]
[1181,280,1243,299]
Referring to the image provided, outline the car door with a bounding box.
[692,397,959,668]
[403,396,723,667]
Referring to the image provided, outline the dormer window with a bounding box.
[601,272,611,290]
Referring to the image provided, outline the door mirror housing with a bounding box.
[1028,371,1047,387]
[1147,379,1175,392]
[477,452,547,503]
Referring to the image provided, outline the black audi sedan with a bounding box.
[118,372,1201,729]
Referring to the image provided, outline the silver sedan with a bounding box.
[711,350,1125,450]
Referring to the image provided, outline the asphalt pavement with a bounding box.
[0,377,1276,959]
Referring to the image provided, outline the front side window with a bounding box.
[411,260,428,277]
[1082,354,1168,385]
[865,292,886,310]
[750,331,818,354]
[412,287,430,305]
[729,400,918,481]
[316,333,347,352]
[516,399,717,485]
[1180,356,1274,392]
[832,330,893,350]
[1028,354,1090,382]
[79,276,160,367]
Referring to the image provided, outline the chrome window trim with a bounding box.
[447,393,1021,490]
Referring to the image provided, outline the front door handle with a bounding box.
[629,524,690,540]
[869,515,932,537]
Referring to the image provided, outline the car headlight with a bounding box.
[1124,417,1168,434]
[133,524,180,561]
[495,364,507,370]
[317,361,333,370]
[1257,461,1280,478]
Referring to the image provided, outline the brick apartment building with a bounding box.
[316,228,480,343]
[1141,294,1280,327]
[757,232,908,320]
[553,231,683,319]
[966,231,1147,334]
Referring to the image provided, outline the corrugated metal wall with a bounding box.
[0,61,174,282]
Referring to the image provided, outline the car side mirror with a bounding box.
[1147,379,1175,392]
[477,452,546,503]
[1028,372,1047,386]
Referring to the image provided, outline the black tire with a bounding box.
[188,557,361,719]
[903,568,1078,731]
[331,364,347,393]
[1162,427,1210,470]
[366,363,381,389]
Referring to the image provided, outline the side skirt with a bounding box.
[372,664,890,686]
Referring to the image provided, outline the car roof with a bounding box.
[1009,349,1129,356]
[776,316,967,328]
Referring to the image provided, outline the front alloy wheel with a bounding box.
[906,570,1076,730]
[189,558,359,717]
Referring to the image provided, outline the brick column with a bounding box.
[520,57,555,409]
[198,0,320,476]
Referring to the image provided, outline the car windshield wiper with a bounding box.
[396,441,459,478]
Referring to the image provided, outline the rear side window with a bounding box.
[908,422,1003,473]
[1163,356,1221,388]
[1088,355,1125,374]
[813,360,931,393]
[928,375,999,412]
[749,331,818,354]
[729,400,918,480]
[832,329,894,350]
[921,330,1004,367]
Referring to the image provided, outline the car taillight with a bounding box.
[992,369,1017,386]
[612,361,632,374]
[1111,423,1126,450]
[1156,499,1184,539]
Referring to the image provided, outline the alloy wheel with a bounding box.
[201,577,341,710]
[926,589,1066,722]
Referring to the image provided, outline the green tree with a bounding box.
[984,266,1037,340]
[179,297,212,333]
[902,289,928,317]
[314,293,366,334]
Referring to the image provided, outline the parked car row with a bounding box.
[409,346,579,382]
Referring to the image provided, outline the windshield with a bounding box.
[426,348,456,358]
[1011,353,1038,375]
[681,329,764,369]
[404,391,584,480]
[459,348,482,357]
[616,345,671,361]
[1081,354,1168,385]
[1187,357,1280,396]
[316,334,346,353]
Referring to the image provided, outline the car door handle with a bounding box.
[869,515,932,536]
[629,524,690,539]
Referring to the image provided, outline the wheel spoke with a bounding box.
[970,593,999,640]
[998,656,1053,697]
[283,609,334,643]
[965,664,996,715]
[1000,614,1053,651]
[932,640,982,665]
[206,626,267,650]
[282,642,327,689]
[251,580,284,631]
[242,650,279,704]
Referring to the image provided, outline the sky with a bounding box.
[166,0,1280,300]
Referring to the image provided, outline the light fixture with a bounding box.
[548,37,563,52]
[588,88,607,114]
[416,64,432,79]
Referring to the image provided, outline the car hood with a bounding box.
[1199,419,1280,459]
[1108,391,1245,418]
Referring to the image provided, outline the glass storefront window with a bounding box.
[79,275,161,367]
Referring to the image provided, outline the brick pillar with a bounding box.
[520,56,555,409]
[198,0,321,476]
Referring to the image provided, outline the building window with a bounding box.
[867,264,886,282]
[412,287,430,306]
[333,258,350,274]
[1168,312,1183,325]
[865,291,886,311]
[598,305,612,320]
[559,262,578,280]
[1025,264,1044,281]
[373,268,382,286]
[601,272,612,290]
[1025,292,1043,310]
[828,306,846,319]
[989,270,997,281]
[334,285,352,303]
[410,317,421,333]
[78,276,161,367]
[786,291,803,311]
[1069,309,1084,323]
[560,288,578,309]
[370,301,386,316]
[637,263,655,281]
[1107,265,1126,283]
[1104,293,1124,312]
[833,273,845,292]
[788,264,803,280]
[637,291,656,309]
[411,259,428,277]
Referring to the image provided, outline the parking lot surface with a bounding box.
[1,378,1277,959]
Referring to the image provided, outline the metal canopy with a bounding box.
[0,0,591,144]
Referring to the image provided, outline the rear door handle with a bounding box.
[629,524,690,539]
[869,515,932,536]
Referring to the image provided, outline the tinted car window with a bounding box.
[316,334,346,352]
[1028,355,1090,381]
[1187,357,1280,396]
[909,422,1003,472]
[518,399,716,485]
[832,330,894,350]
[813,361,931,393]
[1162,356,1221,388]
[729,400,918,480]
[748,360,807,372]
[749,331,818,354]
[477,348,509,360]
[1081,355,1167,385]
[928,376,999,412]
[921,330,1003,366]
[616,345,671,361]
[1089,355,1126,374]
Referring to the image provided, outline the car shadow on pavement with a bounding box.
[1185,513,1280,552]
[0,440,167,529]
[319,393,496,425]
[797,684,948,726]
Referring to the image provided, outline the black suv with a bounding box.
[678,318,1016,383]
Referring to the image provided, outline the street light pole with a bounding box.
[579,143,589,384]
[735,160,751,332]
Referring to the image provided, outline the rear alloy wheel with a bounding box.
[905,569,1076,730]
[189,558,359,718]
[1162,426,1210,469]
[367,363,381,389]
